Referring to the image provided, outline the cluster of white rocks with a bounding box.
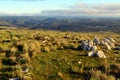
[81,36,117,58]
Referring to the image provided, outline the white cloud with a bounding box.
[1,2,120,17]
[40,3,120,17]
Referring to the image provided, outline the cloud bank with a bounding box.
[1,2,120,17]
[40,3,120,17]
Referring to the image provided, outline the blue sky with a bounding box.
[0,0,120,17]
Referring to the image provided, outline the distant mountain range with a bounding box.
[0,16,120,32]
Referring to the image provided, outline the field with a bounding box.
[0,29,120,80]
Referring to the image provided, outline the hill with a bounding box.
[0,29,120,80]
[0,16,120,33]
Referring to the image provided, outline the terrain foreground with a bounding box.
[0,29,120,80]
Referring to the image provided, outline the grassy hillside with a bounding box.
[0,29,120,80]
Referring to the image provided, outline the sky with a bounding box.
[0,0,120,17]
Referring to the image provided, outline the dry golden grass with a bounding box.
[0,29,119,80]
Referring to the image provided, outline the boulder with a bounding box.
[104,42,111,50]
[91,46,98,51]
[107,37,116,43]
[94,36,100,45]
[108,42,115,48]
[96,50,106,58]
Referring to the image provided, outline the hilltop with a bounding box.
[0,29,120,80]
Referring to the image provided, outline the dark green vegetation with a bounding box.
[0,16,120,32]
[0,29,120,80]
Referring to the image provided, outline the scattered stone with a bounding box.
[88,51,96,57]
[101,40,105,45]
[78,61,82,64]
[104,42,111,50]
[9,78,19,80]
[91,46,98,51]
[81,36,118,58]
[22,66,29,73]
[44,36,50,40]
[107,37,116,43]
[81,40,94,51]
[94,36,100,45]
[96,50,106,58]
[42,40,48,43]
[108,42,115,48]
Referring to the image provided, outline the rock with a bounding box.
[81,40,94,51]
[42,40,48,43]
[22,66,29,73]
[96,50,106,58]
[104,42,111,50]
[88,40,94,46]
[78,61,82,64]
[107,37,116,43]
[44,36,50,40]
[88,51,96,57]
[101,40,105,45]
[108,42,115,48]
[91,46,98,51]
[94,36,100,45]
[9,78,19,80]
[81,41,88,51]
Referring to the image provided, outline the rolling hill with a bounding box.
[0,16,120,33]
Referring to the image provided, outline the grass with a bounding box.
[0,29,120,80]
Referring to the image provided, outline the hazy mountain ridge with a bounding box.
[0,16,120,32]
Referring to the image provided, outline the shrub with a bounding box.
[16,57,28,64]
[5,50,13,57]
[90,70,115,80]
[0,66,17,72]
[2,57,17,65]
[17,45,24,51]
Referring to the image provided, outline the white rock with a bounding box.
[104,42,111,50]
[78,61,82,64]
[94,36,100,45]
[92,46,98,51]
[44,36,50,40]
[88,51,96,57]
[81,41,89,51]
[107,37,116,43]
[9,78,19,80]
[22,67,29,73]
[101,40,105,45]
[88,40,94,46]
[96,50,106,58]
[84,45,89,51]
[108,42,115,48]
[104,38,111,44]
[42,40,48,43]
